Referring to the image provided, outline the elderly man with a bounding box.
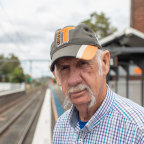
[50,24,144,143]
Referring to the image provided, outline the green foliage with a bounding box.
[82,12,117,39]
[10,67,25,83]
[0,54,25,83]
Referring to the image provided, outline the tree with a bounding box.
[81,12,117,39]
[10,67,25,83]
[0,54,25,83]
[1,54,20,74]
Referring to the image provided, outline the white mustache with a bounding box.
[68,84,88,94]
[63,83,96,109]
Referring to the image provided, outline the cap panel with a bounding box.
[60,27,75,43]
[76,45,88,59]
[81,45,98,60]
[76,45,98,60]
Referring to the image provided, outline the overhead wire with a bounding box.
[0,0,51,77]
[0,0,30,59]
[0,0,34,75]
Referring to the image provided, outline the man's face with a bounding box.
[55,56,107,108]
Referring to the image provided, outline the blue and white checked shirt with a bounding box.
[53,87,144,144]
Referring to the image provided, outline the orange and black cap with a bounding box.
[50,23,102,72]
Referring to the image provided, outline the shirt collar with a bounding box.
[86,86,115,131]
[68,86,115,131]
[69,106,79,129]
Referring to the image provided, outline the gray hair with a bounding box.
[95,49,103,75]
[54,65,61,85]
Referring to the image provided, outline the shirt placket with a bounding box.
[77,129,88,144]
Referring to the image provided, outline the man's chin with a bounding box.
[72,99,91,107]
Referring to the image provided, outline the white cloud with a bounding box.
[0,0,130,78]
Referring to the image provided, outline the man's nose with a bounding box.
[67,67,82,86]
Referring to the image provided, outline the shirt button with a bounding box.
[79,138,83,143]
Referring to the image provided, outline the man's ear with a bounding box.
[52,71,61,86]
[102,50,110,75]
[49,65,61,86]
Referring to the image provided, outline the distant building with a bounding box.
[99,0,144,106]
[130,0,144,33]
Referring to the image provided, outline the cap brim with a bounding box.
[50,45,98,71]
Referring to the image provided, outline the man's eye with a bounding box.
[61,65,69,70]
[81,61,87,65]
[79,61,88,66]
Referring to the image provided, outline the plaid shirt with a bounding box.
[53,87,144,144]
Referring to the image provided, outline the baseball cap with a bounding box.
[50,23,102,72]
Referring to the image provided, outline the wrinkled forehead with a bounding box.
[55,56,96,68]
[55,57,80,65]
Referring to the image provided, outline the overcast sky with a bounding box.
[0,0,130,78]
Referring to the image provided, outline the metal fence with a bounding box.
[109,80,142,106]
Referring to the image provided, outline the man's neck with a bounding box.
[78,105,94,121]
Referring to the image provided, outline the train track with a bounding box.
[0,86,47,144]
